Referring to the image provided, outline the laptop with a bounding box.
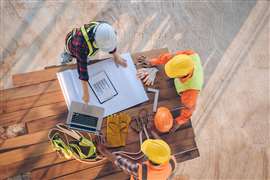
[66,101,105,135]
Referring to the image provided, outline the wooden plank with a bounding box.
[1,91,64,114]
[0,102,67,127]
[175,149,200,163]
[0,141,53,166]
[0,80,60,101]
[55,162,121,180]
[96,171,128,180]
[26,113,66,133]
[31,158,108,180]
[12,67,67,88]
[0,129,50,151]
[0,152,69,180]
[12,48,168,88]
[30,127,195,179]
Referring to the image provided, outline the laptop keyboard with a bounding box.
[71,112,98,127]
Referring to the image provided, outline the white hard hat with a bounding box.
[94,23,117,52]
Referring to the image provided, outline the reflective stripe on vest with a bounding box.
[174,53,204,94]
[65,28,76,54]
[80,22,99,57]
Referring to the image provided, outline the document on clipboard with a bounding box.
[88,71,118,104]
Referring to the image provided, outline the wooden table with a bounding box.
[0,48,199,180]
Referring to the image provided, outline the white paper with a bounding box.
[57,53,149,117]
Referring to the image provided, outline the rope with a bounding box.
[48,123,104,164]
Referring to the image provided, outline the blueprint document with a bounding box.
[57,53,149,117]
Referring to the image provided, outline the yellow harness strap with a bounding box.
[81,22,98,57]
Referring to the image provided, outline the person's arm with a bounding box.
[149,50,196,66]
[150,53,173,66]
[170,89,199,133]
[110,48,127,67]
[76,54,90,104]
[97,144,139,177]
[176,89,199,124]
[96,143,117,161]
[175,49,196,56]
[81,80,89,103]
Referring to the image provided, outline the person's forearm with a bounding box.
[81,80,89,95]
[176,90,199,125]
[98,147,117,162]
[81,80,90,104]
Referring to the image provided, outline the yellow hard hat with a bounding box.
[141,139,171,164]
[164,54,194,78]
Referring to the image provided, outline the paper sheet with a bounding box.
[57,53,149,117]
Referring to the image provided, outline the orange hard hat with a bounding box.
[154,107,173,133]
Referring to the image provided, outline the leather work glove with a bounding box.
[106,113,131,147]
[137,67,159,86]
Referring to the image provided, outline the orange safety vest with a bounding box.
[130,156,176,180]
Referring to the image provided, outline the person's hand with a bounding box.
[113,53,127,67]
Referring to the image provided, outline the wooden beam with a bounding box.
[1,91,64,114]
[0,129,50,151]
[0,141,53,166]
[0,152,69,179]
[0,102,67,127]
[0,80,60,101]
[96,171,128,180]
[12,68,64,88]
[26,113,66,133]
[31,159,110,180]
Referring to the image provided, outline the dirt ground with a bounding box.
[0,0,269,179]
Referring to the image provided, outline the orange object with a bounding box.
[150,53,173,66]
[176,89,199,125]
[150,50,195,66]
[154,107,173,133]
[175,49,195,56]
[131,156,176,180]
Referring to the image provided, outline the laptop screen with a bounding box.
[71,112,98,127]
